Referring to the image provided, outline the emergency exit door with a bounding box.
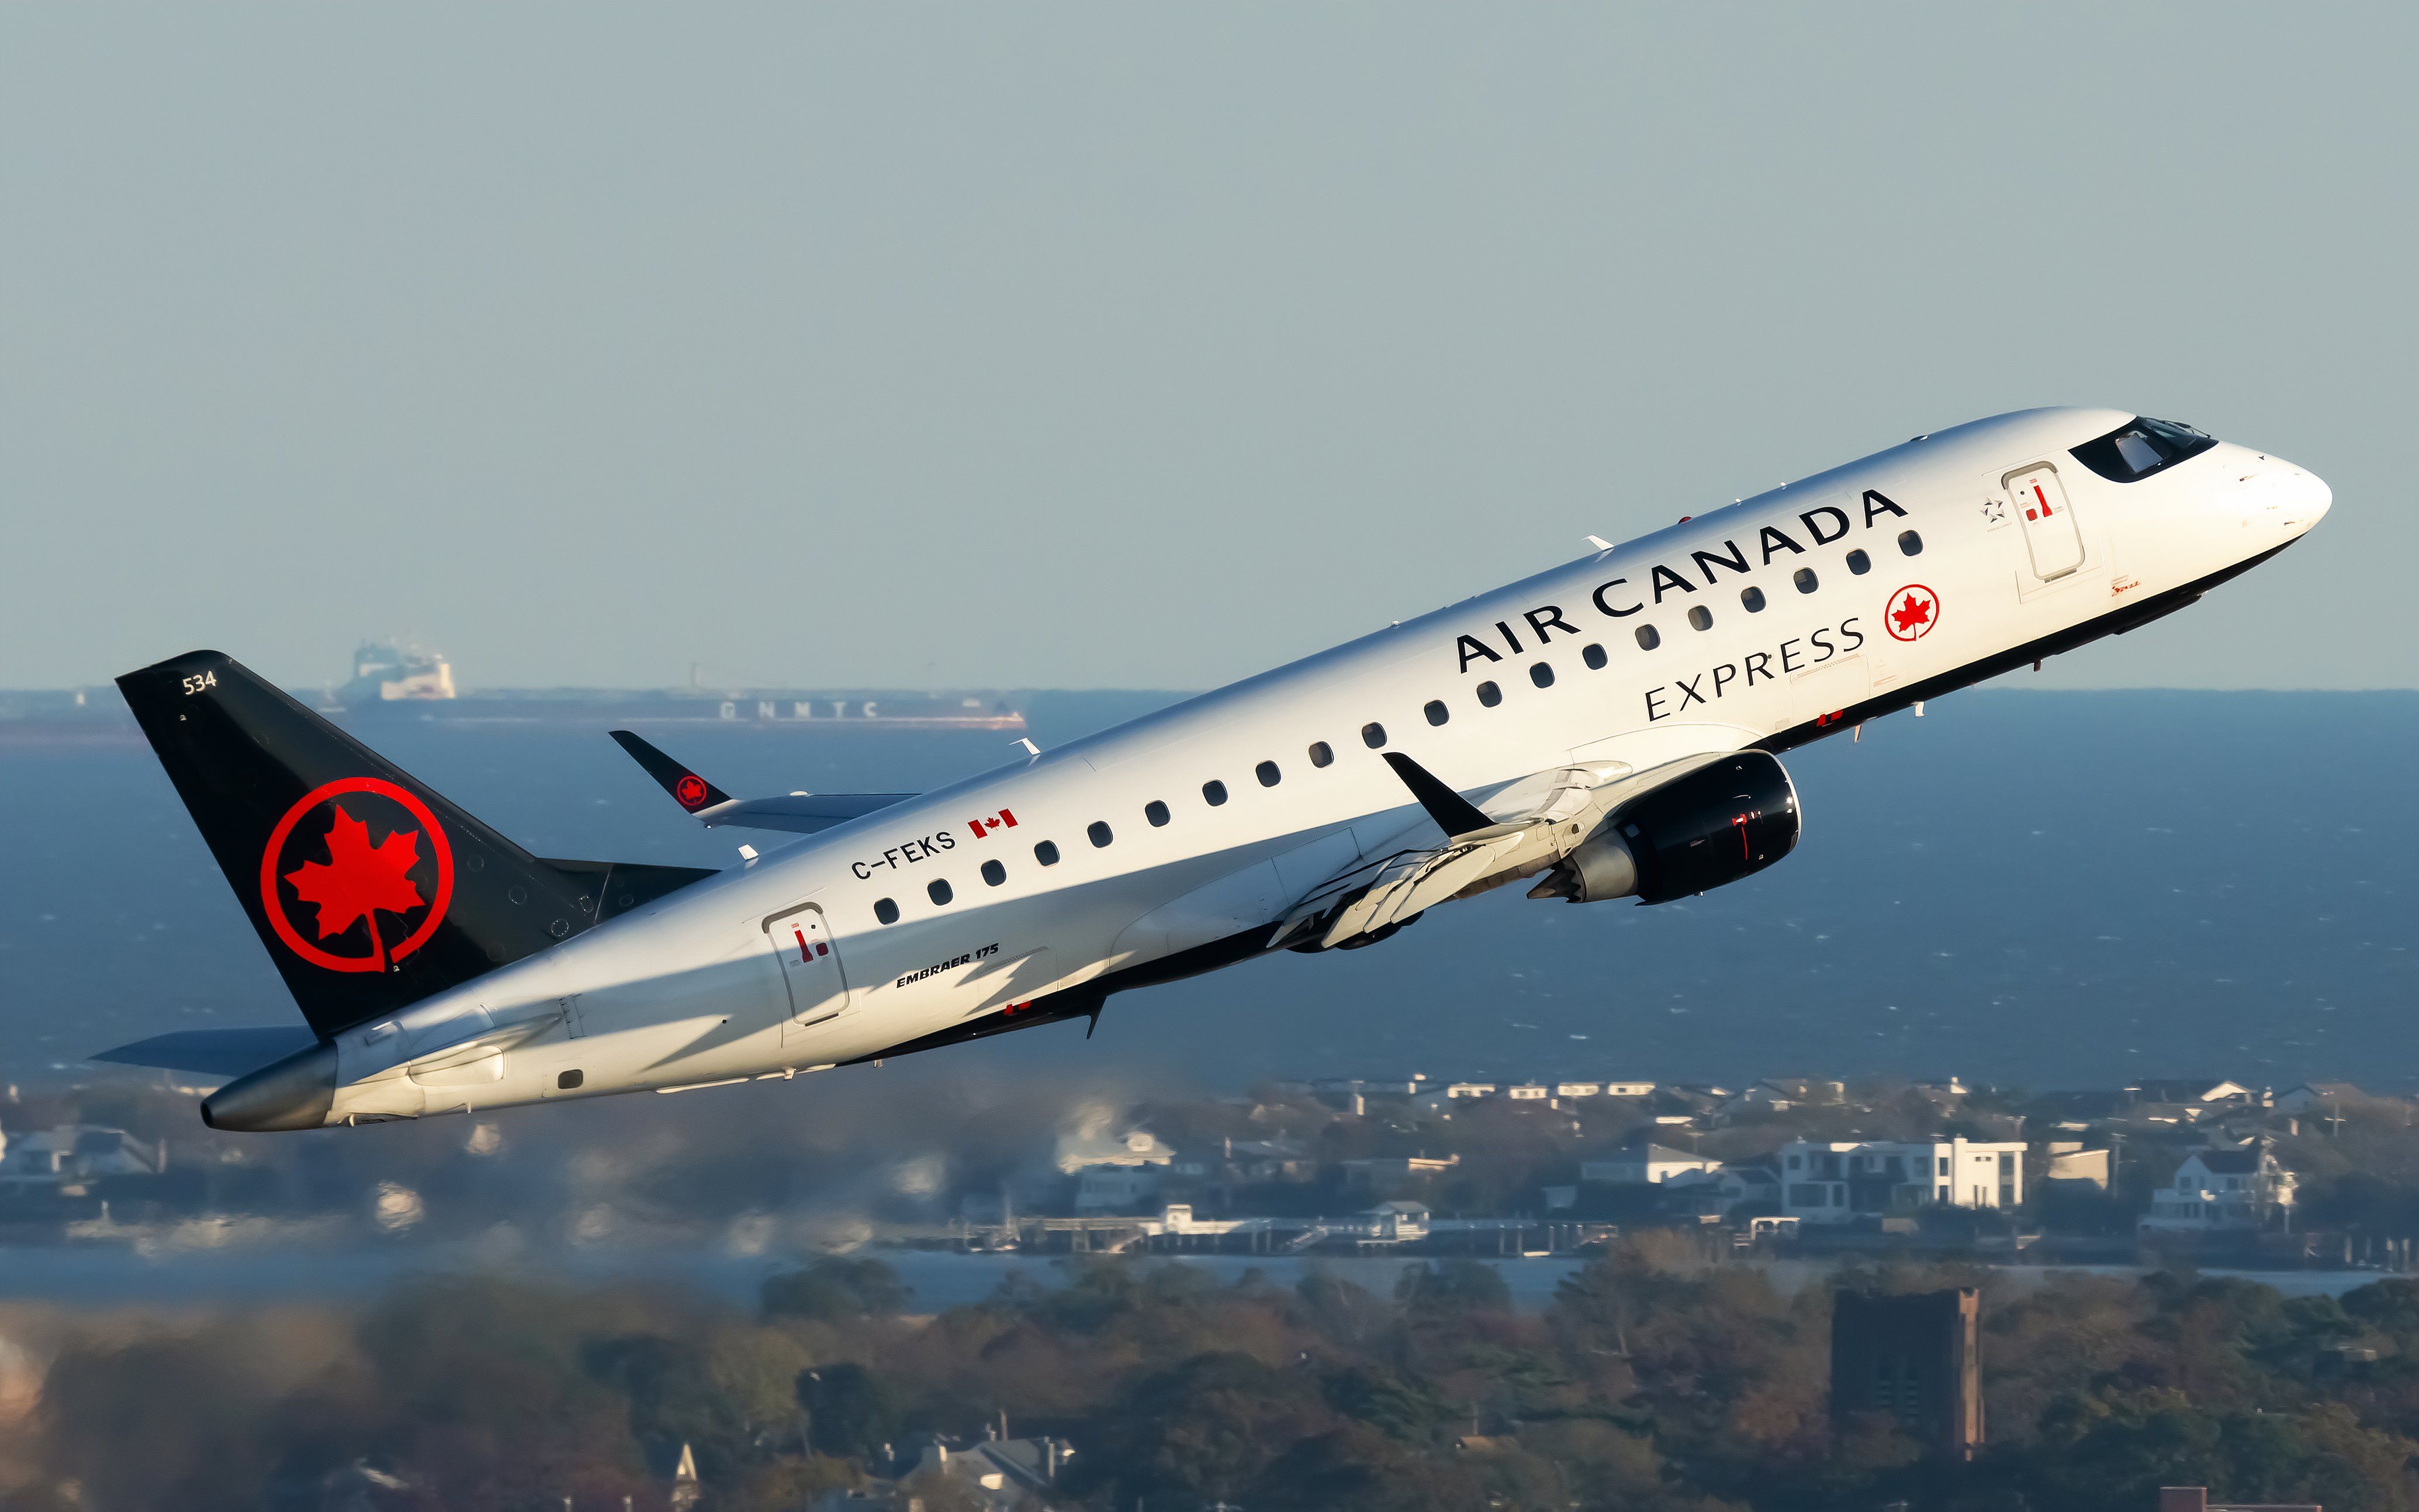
[764,903,849,1028]
[2003,462,2085,582]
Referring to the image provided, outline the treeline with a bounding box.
[9,1243,2419,1511]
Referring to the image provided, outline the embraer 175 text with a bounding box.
[100,409,2330,1130]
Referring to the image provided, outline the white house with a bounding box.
[2141,1146,2297,1233]
[1601,1081,1657,1099]
[1581,1141,1715,1185]
[1778,1139,2026,1224]
[1052,1120,1175,1175]
[1503,1083,1551,1102]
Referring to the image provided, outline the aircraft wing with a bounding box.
[610,729,915,834]
[1274,750,1737,950]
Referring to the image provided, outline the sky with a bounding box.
[3,5,2411,694]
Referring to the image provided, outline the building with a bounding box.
[1051,1122,1175,1175]
[2042,1142,2112,1190]
[1365,1200,1431,1241]
[2127,1079,2258,1107]
[0,1126,165,1190]
[1582,1140,1715,1186]
[1779,1139,2025,1223]
[2141,1146,2297,1233]
[1600,1081,1657,1099]
[892,1434,1075,1512]
[2275,1080,2363,1116]
[1732,1077,1846,1113]
[1072,1167,1163,1212]
[1830,1287,1984,1459]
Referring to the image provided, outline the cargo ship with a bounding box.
[0,642,1027,738]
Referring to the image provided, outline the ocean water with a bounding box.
[2,688,2413,1093]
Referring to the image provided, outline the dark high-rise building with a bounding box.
[1830,1286,1983,1459]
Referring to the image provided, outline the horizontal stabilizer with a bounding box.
[691,793,917,834]
[92,1026,320,1077]
[609,729,912,833]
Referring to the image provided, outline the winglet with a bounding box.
[1380,752,1494,838]
[610,730,732,815]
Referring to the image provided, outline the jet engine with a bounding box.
[1527,750,1799,905]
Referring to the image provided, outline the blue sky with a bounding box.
[4,5,2407,691]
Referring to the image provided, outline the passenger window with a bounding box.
[928,878,953,905]
[1361,722,1387,749]
[1034,840,1061,866]
[1203,780,1228,807]
[1088,821,1113,847]
[1255,760,1282,787]
[1582,643,1607,670]
[981,859,1006,887]
[1308,741,1334,768]
[1424,700,1449,726]
[1687,606,1713,631]
[1740,586,1766,613]
[1898,530,1923,556]
[1846,549,1871,575]
[874,898,901,925]
[1145,800,1171,827]
[1476,681,1502,707]
[1529,662,1555,688]
[1793,567,1818,594]
[1635,625,1660,651]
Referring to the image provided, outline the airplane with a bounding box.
[96,407,2330,1131]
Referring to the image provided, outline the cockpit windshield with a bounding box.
[2070,416,2218,483]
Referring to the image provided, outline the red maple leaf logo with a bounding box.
[282,804,425,970]
[1891,591,1934,635]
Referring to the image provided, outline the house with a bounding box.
[1747,1077,1845,1107]
[2275,1081,2363,1116]
[1503,1082,1551,1101]
[2141,1146,2297,1233]
[2127,1079,2257,1107]
[1778,1139,2026,1223]
[1553,1081,1602,1099]
[1581,1140,1715,1185]
[1052,1122,1175,1175]
[1175,1136,1312,1185]
[1073,1167,1162,1212]
[1652,1086,1727,1120]
[642,1441,701,1511]
[0,1126,164,1189]
[1600,1081,1657,1099]
[898,1434,1075,1512]
[2042,1142,2112,1189]
[1663,1162,1782,1218]
[1365,1200,1430,1241]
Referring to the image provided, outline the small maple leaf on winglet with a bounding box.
[1891,592,1934,635]
[283,804,424,970]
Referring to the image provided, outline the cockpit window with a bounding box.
[2071,416,2217,483]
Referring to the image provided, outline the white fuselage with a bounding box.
[320,407,2330,1124]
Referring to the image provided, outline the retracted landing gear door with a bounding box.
[764,903,849,1029]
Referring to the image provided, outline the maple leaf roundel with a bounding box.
[674,774,710,810]
[1885,583,1940,643]
[258,777,455,973]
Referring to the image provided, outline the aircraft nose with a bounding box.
[2235,455,2331,537]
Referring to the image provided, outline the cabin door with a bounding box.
[2003,462,2085,582]
[764,902,850,1029]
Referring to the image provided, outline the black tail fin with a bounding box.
[117,651,715,1038]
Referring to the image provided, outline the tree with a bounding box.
[798,1362,906,1461]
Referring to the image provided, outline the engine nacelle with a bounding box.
[1529,750,1800,905]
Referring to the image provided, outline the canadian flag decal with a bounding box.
[967,808,1018,840]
